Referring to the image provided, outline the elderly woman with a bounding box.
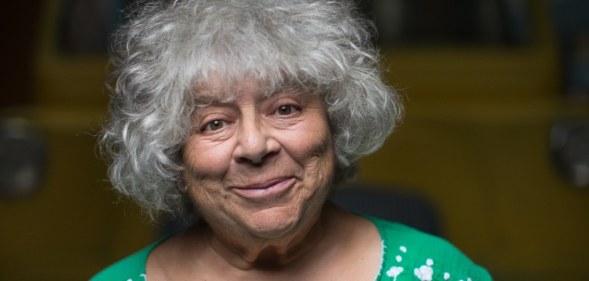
[92,0,492,280]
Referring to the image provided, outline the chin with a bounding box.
[243,205,313,239]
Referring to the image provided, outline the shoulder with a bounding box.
[89,243,155,281]
[365,215,493,281]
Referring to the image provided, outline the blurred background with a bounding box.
[0,0,587,280]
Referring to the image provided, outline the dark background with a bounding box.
[1,1,588,280]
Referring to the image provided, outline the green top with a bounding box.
[90,215,492,281]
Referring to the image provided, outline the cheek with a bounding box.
[182,139,232,212]
[283,119,335,175]
[182,137,233,179]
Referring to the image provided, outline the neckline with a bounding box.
[143,213,387,280]
[355,213,387,281]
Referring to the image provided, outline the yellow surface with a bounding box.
[0,1,154,280]
[0,107,154,281]
[359,102,589,280]
[358,2,589,280]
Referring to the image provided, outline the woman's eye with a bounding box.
[275,105,299,116]
[203,120,225,131]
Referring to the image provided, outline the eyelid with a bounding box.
[273,104,301,116]
[195,111,231,133]
[271,94,302,108]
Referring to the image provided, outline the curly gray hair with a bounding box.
[100,0,403,220]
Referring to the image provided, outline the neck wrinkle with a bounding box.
[205,206,328,271]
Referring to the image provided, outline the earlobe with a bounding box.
[178,182,189,193]
[177,169,190,193]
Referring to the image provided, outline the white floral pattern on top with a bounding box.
[386,266,404,281]
[414,259,434,281]
[384,246,474,281]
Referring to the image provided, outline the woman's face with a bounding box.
[183,80,335,239]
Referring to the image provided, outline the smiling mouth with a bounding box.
[232,177,295,202]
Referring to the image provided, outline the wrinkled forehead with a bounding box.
[191,72,306,105]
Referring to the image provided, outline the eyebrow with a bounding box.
[193,85,306,106]
[191,85,241,107]
[193,95,234,107]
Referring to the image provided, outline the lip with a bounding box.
[231,177,295,202]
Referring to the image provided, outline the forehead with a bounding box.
[192,75,303,104]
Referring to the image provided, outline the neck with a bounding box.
[205,204,334,270]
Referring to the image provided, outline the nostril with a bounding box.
[234,117,281,165]
[236,153,264,165]
[235,148,278,166]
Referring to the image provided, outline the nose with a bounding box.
[233,117,279,165]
